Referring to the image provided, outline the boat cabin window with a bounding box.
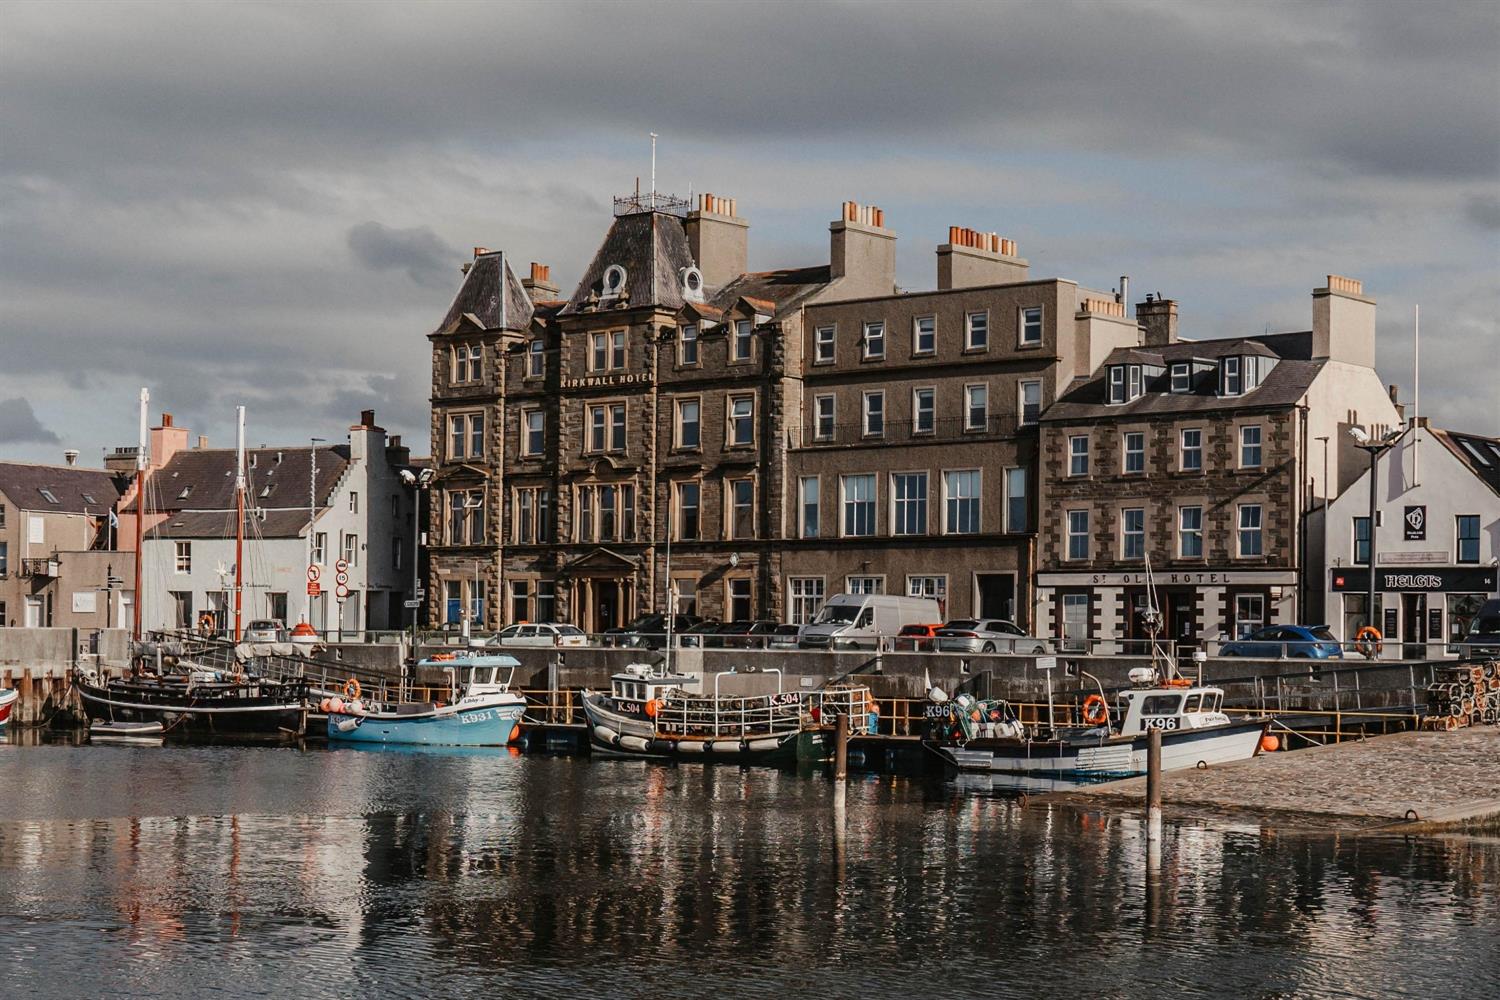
[1140,695,1182,716]
[1182,693,1201,712]
[1202,691,1222,712]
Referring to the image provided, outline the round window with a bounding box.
[602,264,627,295]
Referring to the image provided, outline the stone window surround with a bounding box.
[1234,498,1268,560]
[450,342,483,385]
[725,392,756,448]
[730,318,756,365]
[1236,420,1265,470]
[1064,506,1090,562]
[588,328,628,374]
[1177,426,1205,474]
[525,338,545,379]
[1176,499,1207,561]
[724,574,755,620]
[582,399,628,455]
[941,466,982,536]
[677,323,700,368]
[1119,504,1147,562]
[1068,433,1091,477]
[1120,426,1148,475]
[673,395,702,452]
[673,478,703,542]
[725,474,757,541]
[447,409,486,462]
[519,406,545,458]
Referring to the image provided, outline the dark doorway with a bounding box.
[1167,591,1198,650]
[594,581,621,632]
[976,574,1015,622]
[1402,592,1426,659]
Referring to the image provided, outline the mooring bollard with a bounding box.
[1146,727,1162,845]
[834,711,849,780]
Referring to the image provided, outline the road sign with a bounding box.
[336,584,350,600]
[306,565,321,583]
[335,559,349,574]
[1035,656,1058,671]
[335,571,350,586]
[403,599,422,609]
[307,582,321,596]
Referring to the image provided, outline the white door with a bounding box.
[24,596,43,628]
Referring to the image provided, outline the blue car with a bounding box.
[1221,624,1344,659]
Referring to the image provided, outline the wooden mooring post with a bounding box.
[834,712,849,780]
[1145,727,1163,844]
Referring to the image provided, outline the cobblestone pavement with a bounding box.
[1057,725,1500,831]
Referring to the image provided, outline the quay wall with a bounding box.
[0,627,131,725]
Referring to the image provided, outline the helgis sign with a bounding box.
[1331,567,1497,592]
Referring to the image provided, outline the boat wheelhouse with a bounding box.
[325,653,526,747]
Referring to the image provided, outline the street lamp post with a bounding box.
[1350,426,1398,654]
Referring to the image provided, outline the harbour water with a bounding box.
[2,736,1498,999]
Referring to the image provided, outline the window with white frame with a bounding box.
[907,575,947,611]
[174,541,191,574]
[1221,356,1242,396]
[313,532,327,564]
[892,471,928,536]
[677,482,700,540]
[789,577,825,625]
[733,319,753,361]
[728,395,754,446]
[1004,467,1027,532]
[943,469,980,535]
[448,411,485,460]
[446,491,483,545]
[1066,509,1090,560]
[1240,425,1262,468]
[1234,594,1264,639]
[913,388,935,434]
[1171,363,1191,393]
[1020,306,1043,345]
[966,311,988,350]
[727,578,753,620]
[1178,505,1203,558]
[676,399,700,449]
[1180,428,1202,471]
[349,491,359,514]
[527,338,545,378]
[815,325,835,363]
[841,474,876,537]
[509,579,530,624]
[799,476,819,538]
[1019,380,1042,425]
[1108,366,1126,404]
[1238,504,1263,556]
[914,315,935,355]
[1124,431,1145,474]
[1069,435,1089,476]
[846,576,884,595]
[342,533,359,567]
[729,479,755,540]
[1122,508,1145,560]
[586,403,626,453]
[523,409,545,456]
[1127,365,1142,399]
[862,320,885,360]
[679,324,699,366]
[966,384,988,431]
[814,395,835,441]
[451,343,482,383]
[862,391,884,437]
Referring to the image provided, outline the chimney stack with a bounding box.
[829,200,897,298]
[149,413,191,469]
[1312,274,1375,368]
[684,193,749,289]
[936,226,1029,289]
[1136,294,1179,347]
[64,449,79,466]
[521,261,560,301]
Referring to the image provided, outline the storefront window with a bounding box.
[1448,593,1484,654]
[1342,593,1382,642]
[1061,593,1089,652]
[1233,594,1264,639]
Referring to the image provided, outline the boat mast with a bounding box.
[234,405,246,643]
[132,387,149,643]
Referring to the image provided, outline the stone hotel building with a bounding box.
[424,193,1140,631]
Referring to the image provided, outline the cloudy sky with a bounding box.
[2,0,1496,465]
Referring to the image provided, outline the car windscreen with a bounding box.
[813,604,859,624]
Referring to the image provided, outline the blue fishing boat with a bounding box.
[326,653,526,747]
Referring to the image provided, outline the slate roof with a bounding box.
[145,508,318,540]
[432,250,534,334]
[0,462,127,514]
[709,265,834,319]
[562,211,697,315]
[1433,428,1500,497]
[122,446,349,514]
[1044,331,1322,422]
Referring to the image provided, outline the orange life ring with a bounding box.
[1081,694,1109,726]
[645,698,659,718]
[1354,626,1383,658]
[343,677,361,700]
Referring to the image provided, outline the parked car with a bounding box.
[894,623,943,652]
[677,619,723,649]
[799,594,944,650]
[243,619,287,643]
[934,619,1050,654]
[1219,624,1344,659]
[492,622,588,648]
[710,620,781,649]
[768,624,803,650]
[604,614,702,649]
[1461,599,1500,658]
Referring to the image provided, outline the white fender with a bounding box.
[711,741,740,753]
[677,740,706,753]
[335,717,361,733]
[619,735,651,753]
[593,725,619,744]
[747,737,781,752]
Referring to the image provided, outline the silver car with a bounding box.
[935,619,1050,654]
[492,622,588,648]
[243,619,287,643]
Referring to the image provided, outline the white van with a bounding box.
[797,593,944,650]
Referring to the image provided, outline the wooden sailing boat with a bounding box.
[75,399,308,742]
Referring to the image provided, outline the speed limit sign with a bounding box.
[335,571,350,586]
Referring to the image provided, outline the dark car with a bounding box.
[603,613,702,649]
[1220,624,1343,659]
[709,620,781,649]
[677,619,724,649]
[1460,599,1500,659]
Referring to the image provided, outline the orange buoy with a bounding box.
[1260,733,1280,753]
[645,699,660,718]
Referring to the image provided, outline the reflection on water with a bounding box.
[1,743,1498,999]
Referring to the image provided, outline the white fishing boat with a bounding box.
[88,719,166,743]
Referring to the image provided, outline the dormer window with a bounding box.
[1221,356,1242,396]
[1244,355,1263,391]
[1108,366,1126,404]
[1170,363,1191,393]
[602,264,627,297]
[1127,365,1142,399]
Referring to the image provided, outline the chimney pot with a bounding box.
[360,408,376,427]
[162,413,173,427]
[64,449,79,466]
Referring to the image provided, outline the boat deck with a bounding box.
[1048,725,1500,833]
